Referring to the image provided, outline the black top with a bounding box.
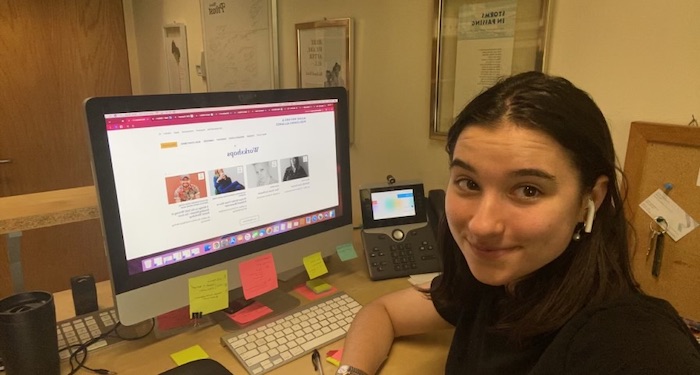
[433,281,700,374]
[283,165,308,181]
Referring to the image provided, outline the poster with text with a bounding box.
[453,0,517,116]
[297,22,349,89]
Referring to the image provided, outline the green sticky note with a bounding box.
[336,243,358,261]
[188,270,229,317]
[170,344,209,366]
[303,251,329,279]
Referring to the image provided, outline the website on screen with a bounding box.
[103,99,341,273]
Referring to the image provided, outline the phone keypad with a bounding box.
[362,226,441,280]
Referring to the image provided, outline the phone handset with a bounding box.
[426,189,445,236]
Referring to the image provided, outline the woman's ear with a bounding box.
[584,198,596,233]
[590,175,609,210]
[579,175,609,232]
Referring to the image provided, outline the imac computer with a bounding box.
[84,87,352,326]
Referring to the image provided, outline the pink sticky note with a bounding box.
[228,301,273,325]
[239,253,278,299]
[326,348,343,366]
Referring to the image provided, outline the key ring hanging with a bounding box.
[650,216,668,234]
[646,216,668,261]
[650,216,668,278]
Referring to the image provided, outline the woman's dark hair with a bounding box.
[430,71,638,341]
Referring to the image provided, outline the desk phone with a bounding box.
[359,181,442,280]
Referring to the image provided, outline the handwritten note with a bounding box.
[303,251,329,279]
[336,243,358,261]
[239,253,278,299]
[188,270,229,317]
[201,0,274,91]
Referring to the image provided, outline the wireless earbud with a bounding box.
[584,198,596,233]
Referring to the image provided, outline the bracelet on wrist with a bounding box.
[336,364,369,375]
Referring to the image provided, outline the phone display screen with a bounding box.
[370,189,417,220]
[359,183,427,228]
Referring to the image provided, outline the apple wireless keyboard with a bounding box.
[221,292,361,374]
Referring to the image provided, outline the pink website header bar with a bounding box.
[105,102,336,130]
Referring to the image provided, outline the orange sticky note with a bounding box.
[228,301,273,325]
[239,253,278,299]
[303,251,328,279]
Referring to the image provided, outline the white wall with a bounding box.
[124,0,700,226]
[547,1,700,164]
[277,0,446,227]
[124,0,207,94]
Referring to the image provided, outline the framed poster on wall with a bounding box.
[296,18,354,143]
[430,0,552,140]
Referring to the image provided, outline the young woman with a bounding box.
[338,72,700,374]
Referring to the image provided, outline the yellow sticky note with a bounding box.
[306,278,332,294]
[188,270,229,318]
[303,251,329,279]
[170,344,209,366]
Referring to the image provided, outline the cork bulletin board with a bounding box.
[623,121,700,320]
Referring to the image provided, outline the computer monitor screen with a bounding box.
[85,87,352,325]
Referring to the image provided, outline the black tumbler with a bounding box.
[0,291,60,375]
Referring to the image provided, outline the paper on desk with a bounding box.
[188,270,229,317]
[239,253,279,300]
[303,251,329,279]
[170,344,209,366]
[639,189,699,241]
[408,272,441,286]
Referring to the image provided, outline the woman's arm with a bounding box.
[340,284,453,374]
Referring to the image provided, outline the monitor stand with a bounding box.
[212,263,315,332]
[152,260,334,338]
[152,287,300,338]
[158,257,335,335]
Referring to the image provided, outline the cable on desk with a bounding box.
[61,318,155,375]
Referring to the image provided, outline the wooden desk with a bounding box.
[0,186,98,234]
[53,246,453,374]
[0,186,100,294]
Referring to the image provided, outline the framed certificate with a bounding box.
[430,0,552,139]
